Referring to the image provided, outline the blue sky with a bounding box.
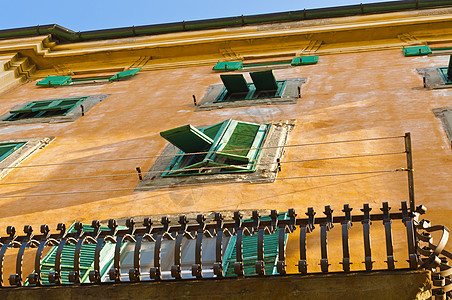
[2,0,398,31]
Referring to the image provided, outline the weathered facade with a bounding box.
[0,1,450,299]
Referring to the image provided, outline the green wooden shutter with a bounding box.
[36,76,72,87]
[216,121,268,164]
[109,68,141,81]
[160,124,214,153]
[212,61,243,71]
[220,74,250,93]
[438,67,452,84]
[250,70,279,91]
[223,214,288,277]
[291,55,319,66]
[0,142,25,162]
[403,45,432,56]
[37,223,113,285]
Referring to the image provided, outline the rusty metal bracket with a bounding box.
[320,206,333,273]
[340,204,353,272]
[381,202,396,270]
[298,207,315,274]
[361,204,374,271]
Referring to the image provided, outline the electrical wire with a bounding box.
[0,135,405,170]
[0,151,406,186]
[0,168,406,198]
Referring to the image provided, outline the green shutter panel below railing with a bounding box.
[223,214,287,277]
[37,224,112,285]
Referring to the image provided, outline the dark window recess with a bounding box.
[36,68,141,87]
[160,119,270,177]
[5,97,87,121]
[215,70,286,103]
[0,142,25,162]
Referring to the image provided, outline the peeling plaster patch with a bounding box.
[0,124,45,134]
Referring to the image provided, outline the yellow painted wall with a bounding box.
[0,6,450,285]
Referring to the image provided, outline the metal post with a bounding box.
[404,132,415,212]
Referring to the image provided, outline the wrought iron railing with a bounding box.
[0,201,449,298]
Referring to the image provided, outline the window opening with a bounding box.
[215,70,286,103]
[160,119,270,177]
[4,97,87,121]
[0,142,25,162]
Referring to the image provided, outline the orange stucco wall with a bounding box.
[0,48,450,282]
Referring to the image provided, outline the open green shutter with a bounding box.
[160,124,214,153]
[109,68,141,81]
[403,45,432,56]
[0,142,25,162]
[216,122,267,163]
[220,74,250,93]
[36,76,72,86]
[291,55,319,66]
[213,61,243,71]
[250,70,278,91]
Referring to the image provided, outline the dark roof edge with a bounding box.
[1,0,451,43]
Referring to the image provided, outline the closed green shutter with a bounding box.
[109,68,141,81]
[36,76,72,86]
[250,70,279,91]
[291,56,319,66]
[223,214,287,277]
[160,124,214,153]
[0,142,25,162]
[403,45,432,56]
[37,224,113,285]
[212,61,243,71]
[216,122,268,164]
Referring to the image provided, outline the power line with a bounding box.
[1,135,405,170]
[0,168,406,198]
[0,151,406,186]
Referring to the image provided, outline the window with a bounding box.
[5,97,86,121]
[417,55,452,89]
[36,68,141,87]
[215,71,286,103]
[437,56,452,84]
[0,142,25,162]
[196,71,305,111]
[136,119,294,189]
[0,138,53,180]
[160,119,270,177]
[0,94,108,125]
